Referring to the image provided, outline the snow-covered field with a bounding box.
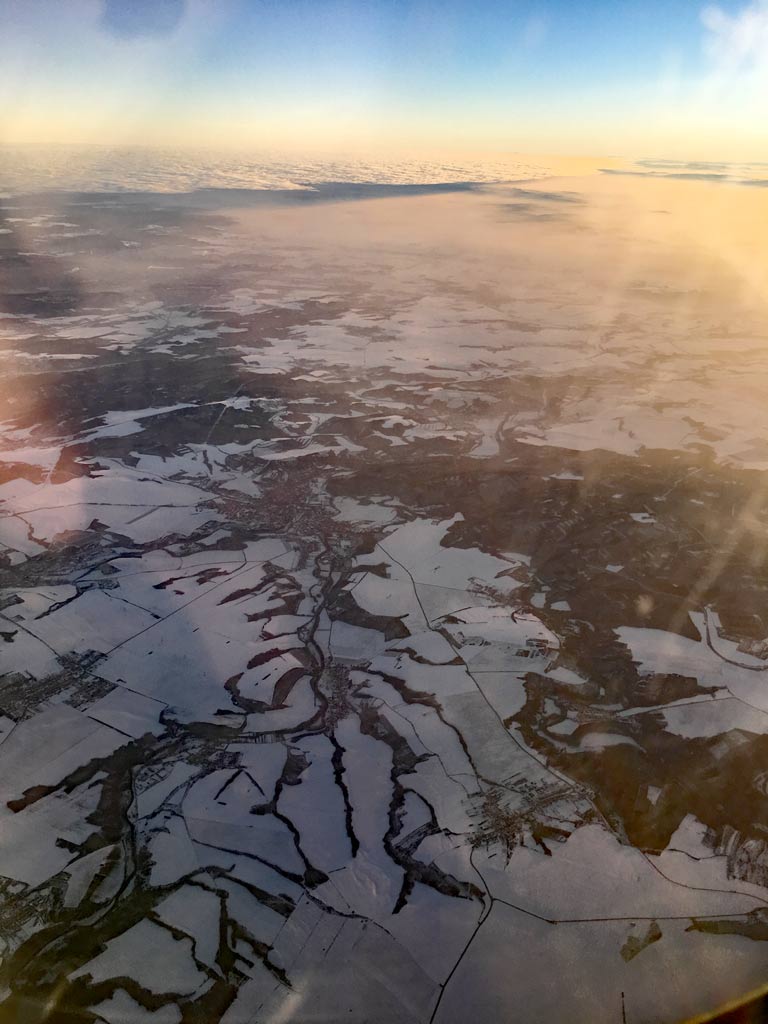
[1,170,768,1021]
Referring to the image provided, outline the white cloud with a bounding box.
[685,0,768,148]
[702,0,768,69]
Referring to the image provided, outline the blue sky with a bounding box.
[1,0,766,158]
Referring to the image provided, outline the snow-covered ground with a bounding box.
[2,170,768,1023]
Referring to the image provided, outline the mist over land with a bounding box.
[2,151,768,1022]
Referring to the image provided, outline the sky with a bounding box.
[1,0,767,160]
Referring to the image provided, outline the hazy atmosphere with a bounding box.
[2,0,768,157]
[2,2,768,1023]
